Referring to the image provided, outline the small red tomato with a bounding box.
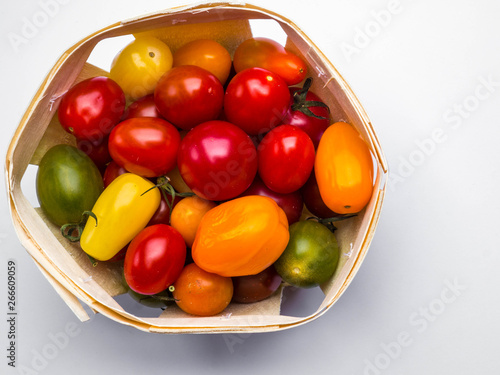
[103,161,128,187]
[224,67,290,136]
[239,176,303,224]
[76,136,112,173]
[122,94,164,120]
[154,65,224,130]
[177,120,258,201]
[58,76,126,141]
[108,117,180,178]
[232,265,282,303]
[147,194,182,226]
[258,125,315,194]
[282,79,330,149]
[301,169,340,218]
[124,224,186,295]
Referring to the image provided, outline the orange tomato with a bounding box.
[315,122,374,214]
[170,196,216,248]
[192,195,289,277]
[233,37,307,85]
[172,39,232,85]
[172,263,233,316]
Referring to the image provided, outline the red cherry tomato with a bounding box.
[239,176,303,224]
[258,124,315,194]
[154,65,224,130]
[177,120,258,201]
[103,161,128,188]
[108,117,181,178]
[224,67,290,136]
[233,37,307,85]
[58,76,126,142]
[282,80,330,149]
[122,94,164,120]
[124,224,186,295]
[301,169,340,218]
[232,265,282,303]
[147,194,182,226]
[76,136,112,173]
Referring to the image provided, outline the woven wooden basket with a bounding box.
[5,2,388,333]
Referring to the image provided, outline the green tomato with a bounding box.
[274,220,340,288]
[36,144,104,226]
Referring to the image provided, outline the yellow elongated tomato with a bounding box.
[170,196,217,248]
[172,39,232,85]
[110,36,173,100]
[315,122,374,214]
[192,196,289,277]
[80,173,160,261]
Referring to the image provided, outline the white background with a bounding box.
[1,0,500,374]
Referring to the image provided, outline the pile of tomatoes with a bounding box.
[36,35,375,317]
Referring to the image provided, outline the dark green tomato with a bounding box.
[36,144,104,226]
[274,220,340,288]
[127,288,175,308]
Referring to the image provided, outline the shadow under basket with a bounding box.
[5,2,388,334]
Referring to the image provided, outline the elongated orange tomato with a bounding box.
[192,196,289,277]
[315,122,374,214]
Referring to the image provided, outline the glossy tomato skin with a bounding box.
[76,136,112,173]
[154,65,224,130]
[224,67,290,136]
[282,87,330,149]
[173,39,232,85]
[258,124,315,194]
[122,94,164,120]
[110,36,173,100]
[177,120,258,201]
[147,194,182,227]
[36,145,104,226]
[232,265,282,303]
[239,176,303,224]
[58,77,126,141]
[301,170,340,218]
[124,224,186,295]
[274,220,340,289]
[108,117,180,178]
[103,161,128,188]
[172,263,233,316]
[233,37,307,85]
[315,122,374,214]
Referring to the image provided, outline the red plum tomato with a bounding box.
[154,65,224,130]
[58,76,126,141]
[124,224,186,295]
[122,94,164,120]
[224,67,290,136]
[239,176,303,224]
[301,170,340,218]
[177,120,258,201]
[282,85,330,149]
[232,265,282,303]
[108,117,180,178]
[258,124,315,194]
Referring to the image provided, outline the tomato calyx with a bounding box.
[306,214,357,233]
[291,78,330,120]
[61,211,99,266]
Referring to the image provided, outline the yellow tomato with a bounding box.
[170,196,216,248]
[315,122,374,214]
[110,36,173,100]
[80,173,160,261]
[172,39,232,85]
[192,196,289,277]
